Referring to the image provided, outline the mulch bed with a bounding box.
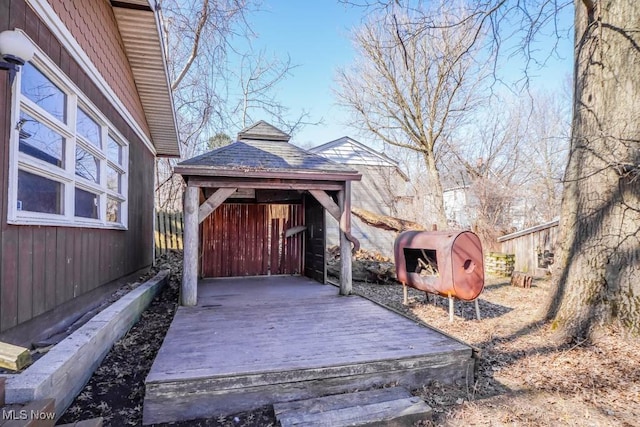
[59,253,640,426]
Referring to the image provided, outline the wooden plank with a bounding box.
[144,358,464,424]
[255,190,301,203]
[188,177,345,191]
[179,169,359,183]
[0,376,4,406]
[339,183,352,296]
[198,188,236,224]
[64,228,75,303]
[158,211,166,255]
[153,211,160,254]
[32,227,47,317]
[261,206,269,275]
[0,341,32,371]
[182,186,199,306]
[177,212,184,250]
[73,229,82,298]
[274,387,432,427]
[82,230,91,294]
[44,228,57,312]
[18,228,33,324]
[308,190,341,222]
[1,228,19,331]
[270,219,280,275]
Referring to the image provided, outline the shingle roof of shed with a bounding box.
[175,122,360,179]
[237,120,291,142]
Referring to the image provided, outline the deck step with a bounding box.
[273,387,432,427]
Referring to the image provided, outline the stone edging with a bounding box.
[4,269,170,419]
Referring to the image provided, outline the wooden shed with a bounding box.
[174,121,362,304]
[498,219,559,276]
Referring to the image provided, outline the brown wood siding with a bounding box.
[0,1,155,333]
[304,195,326,283]
[201,204,304,278]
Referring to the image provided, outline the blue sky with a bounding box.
[240,2,574,148]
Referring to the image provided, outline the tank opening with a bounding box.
[404,248,438,276]
[463,259,476,274]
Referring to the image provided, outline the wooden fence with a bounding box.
[497,219,559,276]
[155,211,184,254]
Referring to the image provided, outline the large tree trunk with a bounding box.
[548,1,640,338]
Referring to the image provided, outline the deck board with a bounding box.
[144,276,473,424]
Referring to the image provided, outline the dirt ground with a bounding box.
[59,254,640,426]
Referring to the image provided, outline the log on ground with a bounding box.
[351,208,425,233]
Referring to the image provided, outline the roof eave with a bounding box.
[174,165,362,182]
[111,1,181,157]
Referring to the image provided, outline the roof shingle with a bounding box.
[175,122,360,179]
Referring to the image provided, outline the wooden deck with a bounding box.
[143,276,473,425]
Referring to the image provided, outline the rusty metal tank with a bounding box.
[394,230,484,301]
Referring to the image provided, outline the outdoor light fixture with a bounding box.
[0,30,35,86]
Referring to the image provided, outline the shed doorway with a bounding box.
[201,203,304,277]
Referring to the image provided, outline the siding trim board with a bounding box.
[23,0,158,156]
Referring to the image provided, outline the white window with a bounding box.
[8,54,128,229]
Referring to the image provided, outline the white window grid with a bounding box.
[7,47,129,229]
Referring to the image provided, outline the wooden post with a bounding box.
[182,185,198,306]
[403,283,408,305]
[448,294,454,323]
[338,182,352,296]
[475,299,481,320]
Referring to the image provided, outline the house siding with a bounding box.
[326,165,409,257]
[0,0,155,333]
[45,0,151,139]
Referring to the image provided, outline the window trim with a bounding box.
[8,46,129,230]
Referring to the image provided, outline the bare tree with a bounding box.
[231,49,319,135]
[153,0,318,210]
[337,2,490,228]
[154,0,256,211]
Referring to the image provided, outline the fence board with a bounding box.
[155,211,185,255]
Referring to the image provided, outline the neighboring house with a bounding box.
[310,137,412,257]
[0,0,179,346]
[443,185,474,228]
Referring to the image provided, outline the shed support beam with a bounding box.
[338,182,352,296]
[309,189,360,251]
[182,186,199,306]
[309,190,341,222]
[198,188,237,224]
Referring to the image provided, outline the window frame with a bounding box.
[8,48,129,229]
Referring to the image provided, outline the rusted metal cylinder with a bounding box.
[394,230,484,301]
